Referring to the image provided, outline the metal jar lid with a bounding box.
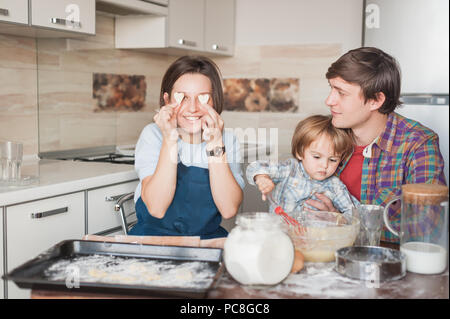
[335,246,406,282]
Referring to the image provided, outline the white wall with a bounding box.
[235,0,364,52]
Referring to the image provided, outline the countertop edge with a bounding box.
[0,166,138,207]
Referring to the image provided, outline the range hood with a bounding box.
[96,0,168,16]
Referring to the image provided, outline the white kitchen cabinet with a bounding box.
[1,207,4,299]
[241,161,269,214]
[0,0,28,25]
[0,0,95,38]
[204,0,235,56]
[6,192,85,299]
[30,0,95,35]
[115,0,235,56]
[96,0,168,16]
[87,181,138,235]
[168,0,204,51]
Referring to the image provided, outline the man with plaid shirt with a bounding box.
[305,47,446,243]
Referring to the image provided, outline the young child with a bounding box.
[246,115,359,217]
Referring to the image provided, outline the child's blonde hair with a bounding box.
[291,115,354,161]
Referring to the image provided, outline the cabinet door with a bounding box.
[1,207,4,299]
[168,0,204,51]
[87,180,139,234]
[242,162,269,213]
[30,0,95,35]
[6,192,85,299]
[204,0,235,56]
[0,0,28,25]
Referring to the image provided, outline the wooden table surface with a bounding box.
[31,241,449,299]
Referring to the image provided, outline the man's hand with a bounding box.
[304,193,338,212]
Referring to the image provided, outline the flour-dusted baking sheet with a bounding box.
[3,240,224,298]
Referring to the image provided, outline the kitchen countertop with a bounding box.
[30,240,448,300]
[208,263,449,299]
[31,262,448,299]
[0,159,137,206]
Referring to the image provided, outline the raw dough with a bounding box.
[175,268,193,281]
[198,93,210,104]
[88,268,108,278]
[174,92,184,104]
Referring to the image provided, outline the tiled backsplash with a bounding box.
[93,73,147,112]
[0,14,342,157]
[223,78,299,112]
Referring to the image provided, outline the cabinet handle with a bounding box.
[31,207,68,219]
[105,193,132,203]
[178,39,197,47]
[0,8,9,16]
[50,17,82,29]
[114,192,135,211]
[211,44,228,52]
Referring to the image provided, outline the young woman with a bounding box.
[129,56,244,239]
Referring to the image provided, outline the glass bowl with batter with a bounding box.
[287,210,360,262]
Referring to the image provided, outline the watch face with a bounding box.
[214,146,224,156]
[207,146,225,157]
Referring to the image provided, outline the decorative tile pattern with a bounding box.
[93,73,147,112]
[223,77,299,112]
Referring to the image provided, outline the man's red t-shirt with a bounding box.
[339,145,366,201]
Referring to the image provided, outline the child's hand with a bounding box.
[254,174,275,201]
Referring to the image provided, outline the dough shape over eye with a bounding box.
[198,93,210,105]
[174,92,184,104]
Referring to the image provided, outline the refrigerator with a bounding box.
[364,0,449,185]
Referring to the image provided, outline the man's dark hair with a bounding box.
[326,47,402,114]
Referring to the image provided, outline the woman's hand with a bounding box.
[154,95,181,142]
[254,174,275,201]
[304,193,339,213]
[199,103,224,148]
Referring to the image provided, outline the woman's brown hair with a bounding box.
[291,115,354,161]
[159,55,224,114]
[326,47,402,114]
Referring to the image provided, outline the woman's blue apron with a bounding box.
[129,162,227,239]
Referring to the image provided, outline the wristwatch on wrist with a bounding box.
[206,145,226,157]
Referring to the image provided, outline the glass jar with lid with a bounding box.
[223,212,294,285]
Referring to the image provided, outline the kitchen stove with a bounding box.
[72,153,134,165]
[39,145,135,165]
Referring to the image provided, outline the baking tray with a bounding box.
[335,246,406,282]
[3,240,224,298]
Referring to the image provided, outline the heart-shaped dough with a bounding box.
[174,92,184,104]
[198,94,210,105]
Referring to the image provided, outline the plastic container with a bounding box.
[223,212,294,285]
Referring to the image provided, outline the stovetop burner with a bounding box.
[71,153,134,165]
[40,146,135,165]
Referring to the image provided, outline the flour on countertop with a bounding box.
[216,262,371,298]
[44,254,216,289]
[215,262,449,299]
